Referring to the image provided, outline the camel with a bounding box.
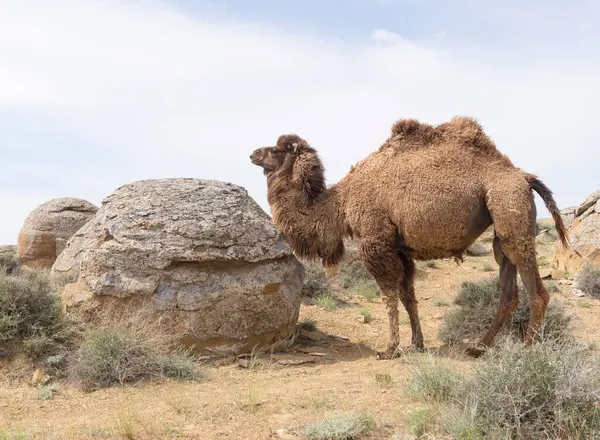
[250,116,569,359]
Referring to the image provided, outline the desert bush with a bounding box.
[0,269,76,358]
[304,412,375,440]
[405,339,600,439]
[302,262,330,297]
[73,326,203,391]
[0,247,19,275]
[439,276,572,344]
[576,264,600,299]
[466,339,600,439]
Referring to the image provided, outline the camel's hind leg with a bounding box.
[397,249,424,350]
[483,178,549,348]
[467,234,519,357]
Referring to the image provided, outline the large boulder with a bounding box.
[17,198,98,268]
[52,178,304,356]
[553,191,600,274]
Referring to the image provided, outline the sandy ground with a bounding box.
[1,241,599,440]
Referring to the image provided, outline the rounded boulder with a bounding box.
[17,198,98,268]
[52,178,305,356]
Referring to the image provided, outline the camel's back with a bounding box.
[340,117,526,258]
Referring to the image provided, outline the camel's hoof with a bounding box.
[465,345,487,358]
[376,344,425,360]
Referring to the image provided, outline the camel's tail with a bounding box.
[526,174,570,248]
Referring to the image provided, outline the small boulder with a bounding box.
[17,198,98,268]
[554,190,600,274]
[52,179,304,356]
[466,242,490,257]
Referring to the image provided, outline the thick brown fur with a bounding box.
[250,116,569,359]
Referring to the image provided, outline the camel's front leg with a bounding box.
[358,232,407,360]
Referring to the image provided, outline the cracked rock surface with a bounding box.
[52,178,304,355]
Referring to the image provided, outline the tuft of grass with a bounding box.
[439,275,572,345]
[424,260,438,268]
[481,263,495,272]
[576,300,593,309]
[73,326,203,391]
[302,262,331,298]
[0,429,29,440]
[355,282,378,301]
[36,383,60,401]
[404,407,436,438]
[304,412,375,440]
[434,298,450,307]
[406,357,462,402]
[299,319,318,332]
[0,269,77,359]
[375,373,393,388]
[576,264,600,298]
[315,294,338,311]
[359,308,372,323]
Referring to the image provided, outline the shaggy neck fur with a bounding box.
[266,149,347,266]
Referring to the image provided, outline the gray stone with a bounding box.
[52,178,304,356]
[575,190,600,217]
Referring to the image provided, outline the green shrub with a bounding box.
[439,276,572,344]
[304,412,375,440]
[0,269,76,358]
[73,326,203,391]
[576,264,600,299]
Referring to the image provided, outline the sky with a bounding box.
[1,0,599,244]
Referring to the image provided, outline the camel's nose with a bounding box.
[250,149,262,162]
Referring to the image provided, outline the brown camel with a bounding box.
[250,116,569,359]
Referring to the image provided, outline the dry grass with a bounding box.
[72,325,203,391]
[304,412,375,440]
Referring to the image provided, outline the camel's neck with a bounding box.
[267,176,347,266]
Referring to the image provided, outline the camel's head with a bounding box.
[250,134,326,198]
[250,134,310,176]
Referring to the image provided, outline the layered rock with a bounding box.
[553,191,600,274]
[17,198,98,268]
[52,178,304,355]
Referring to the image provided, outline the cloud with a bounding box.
[0,0,598,244]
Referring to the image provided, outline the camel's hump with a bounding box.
[387,116,497,155]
